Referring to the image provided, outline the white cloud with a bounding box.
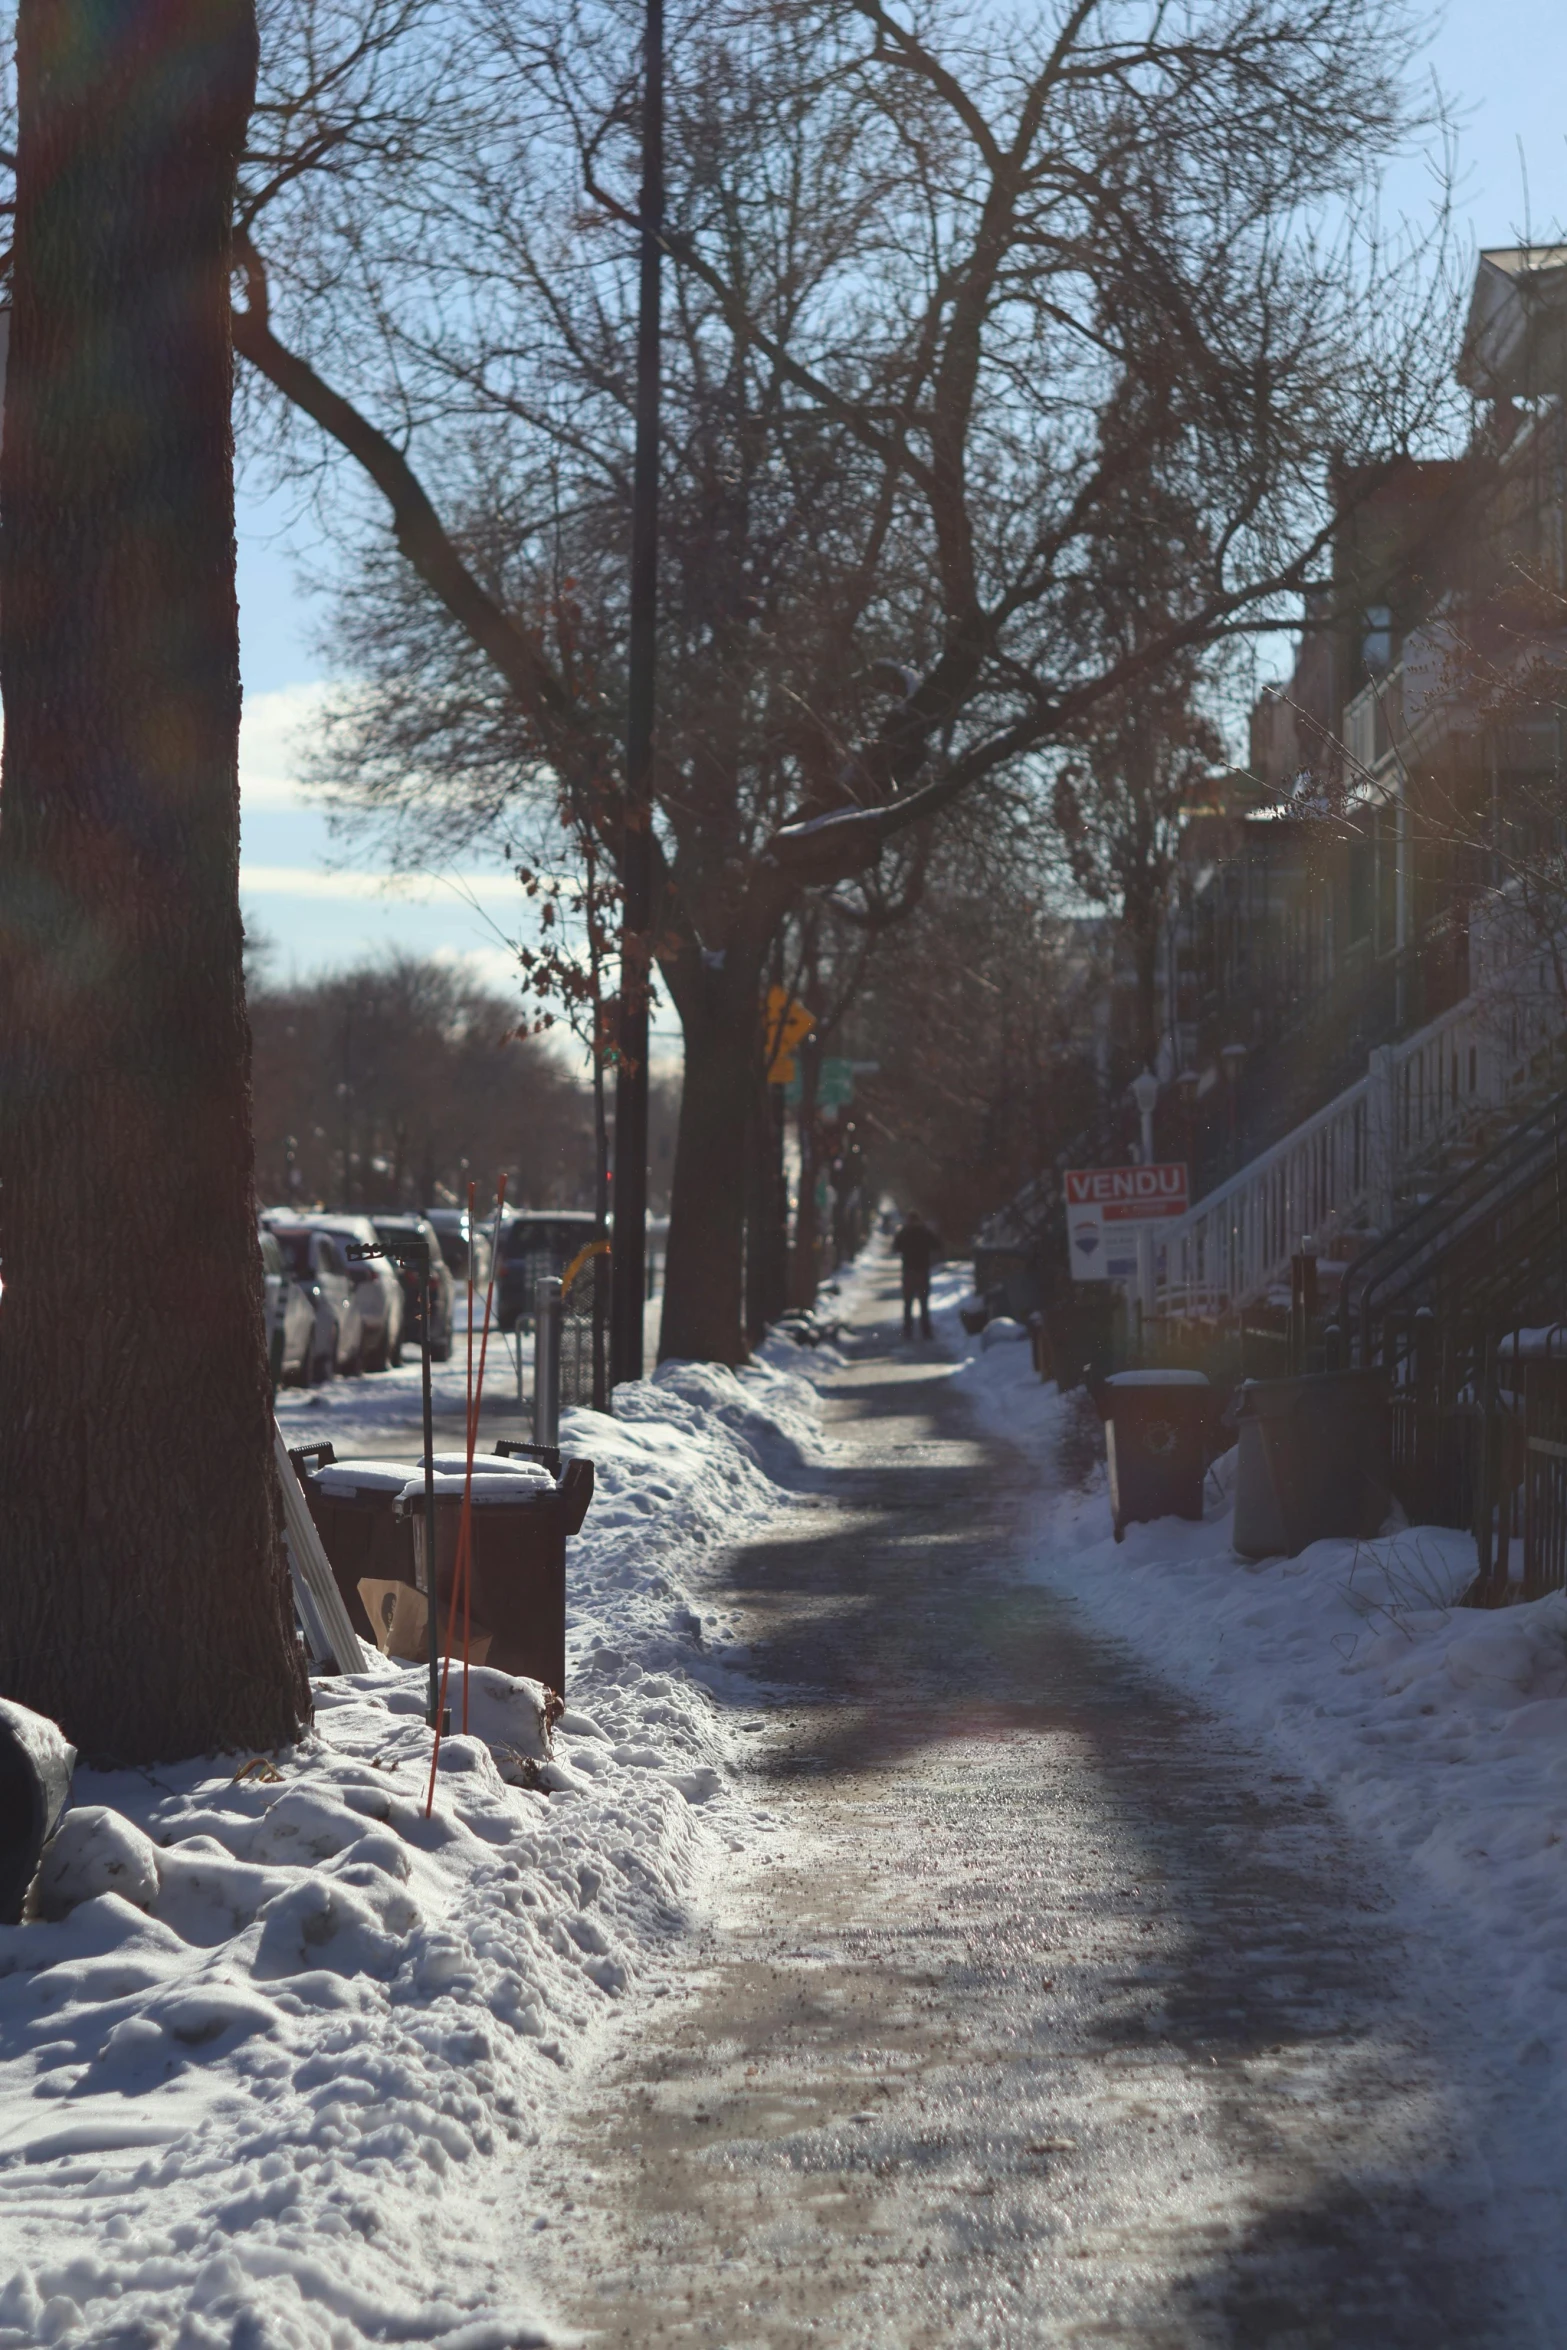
[426,944,528,993]
[239,682,335,810]
[239,865,522,904]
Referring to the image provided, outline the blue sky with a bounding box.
[237,0,1565,989]
[235,480,525,996]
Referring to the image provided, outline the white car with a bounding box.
[264,1216,364,1377]
[311,1214,405,1371]
[260,1227,315,1385]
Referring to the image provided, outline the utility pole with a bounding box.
[610,0,662,1388]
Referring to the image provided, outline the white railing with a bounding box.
[1159,960,1567,1315]
[1161,1076,1371,1314]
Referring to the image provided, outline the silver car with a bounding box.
[260,1227,315,1385]
[311,1214,405,1371]
[264,1217,364,1377]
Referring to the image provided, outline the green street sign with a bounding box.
[782,1055,855,1110]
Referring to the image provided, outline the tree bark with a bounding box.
[789,1029,823,1310]
[658,972,758,1366]
[0,0,310,1759]
[744,1080,788,1346]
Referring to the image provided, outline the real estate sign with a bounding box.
[1063,1163,1189,1283]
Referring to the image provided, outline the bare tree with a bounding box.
[221,0,1454,1363]
[0,0,308,1757]
[828,797,1099,1249]
[1052,672,1225,1071]
[248,952,595,1207]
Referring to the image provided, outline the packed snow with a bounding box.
[934,1264,1567,2079]
[0,1356,822,2349]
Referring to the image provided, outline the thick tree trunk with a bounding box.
[789,1031,823,1309]
[0,0,309,1758]
[658,972,758,1367]
[744,1081,787,1346]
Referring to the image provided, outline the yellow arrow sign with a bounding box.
[764,986,815,1083]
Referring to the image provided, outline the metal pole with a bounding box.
[417,1242,440,1728]
[535,1275,562,1449]
[1135,1087,1157,1327]
[610,0,663,1389]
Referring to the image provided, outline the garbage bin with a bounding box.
[1093,1370,1216,1540]
[1231,1368,1391,1560]
[290,1445,418,1641]
[398,1447,594,1694]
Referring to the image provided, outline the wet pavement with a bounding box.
[531,1266,1553,2346]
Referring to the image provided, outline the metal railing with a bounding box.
[1161,1075,1371,1313]
[1160,959,1567,1315]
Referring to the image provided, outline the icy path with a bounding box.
[531,1264,1560,2347]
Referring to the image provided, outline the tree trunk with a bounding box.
[659,971,758,1366]
[744,1080,788,1346]
[0,0,309,1759]
[789,1030,823,1309]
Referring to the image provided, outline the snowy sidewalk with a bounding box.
[940,1271,1567,2103]
[0,1357,821,2349]
[526,1257,1563,2345]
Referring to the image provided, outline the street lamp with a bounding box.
[1128,1068,1160,1327]
[1130,1067,1160,1167]
[1175,1069,1199,1192]
[609,0,664,1390]
[1220,1040,1248,1175]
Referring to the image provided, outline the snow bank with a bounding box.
[0,1357,820,2349]
[940,1298,1567,2073]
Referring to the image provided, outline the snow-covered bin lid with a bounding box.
[398,1470,553,1507]
[1105,1369,1210,1388]
[312,1458,420,1495]
[421,1452,554,1486]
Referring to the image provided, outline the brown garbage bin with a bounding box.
[1090,1370,1217,1541]
[398,1446,594,1695]
[289,1444,418,1641]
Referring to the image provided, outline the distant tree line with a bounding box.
[246,949,683,1215]
[247,951,594,1210]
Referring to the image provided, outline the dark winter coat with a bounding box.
[893,1218,941,1286]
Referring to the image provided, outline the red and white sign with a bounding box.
[1064,1164,1189,1221]
[1064,1164,1188,1283]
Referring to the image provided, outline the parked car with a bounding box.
[263,1217,364,1377]
[259,1227,315,1385]
[311,1213,404,1370]
[495,1211,601,1331]
[371,1214,456,1359]
[426,1206,492,1290]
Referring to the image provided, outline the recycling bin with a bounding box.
[1231,1369,1391,1559]
[290,1444,418,1640]
[1093,1370,1216,1540]
[399,1448,594,1694]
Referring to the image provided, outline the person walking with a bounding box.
[893,1210,941,1341]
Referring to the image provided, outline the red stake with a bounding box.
[425,1174,509,1812]
[422,1175,495,1814]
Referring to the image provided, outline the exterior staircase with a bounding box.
[1157,942,1567,1319]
